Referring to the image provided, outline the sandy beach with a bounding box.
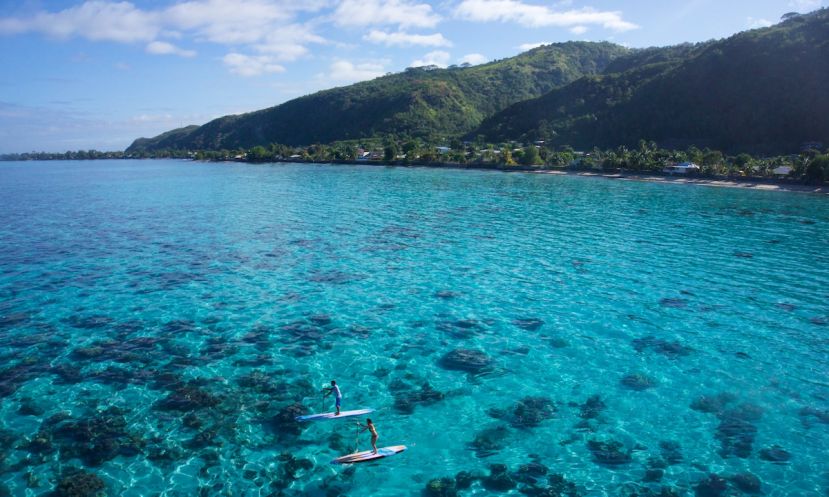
[532,169,829,195]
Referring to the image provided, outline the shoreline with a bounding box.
[266,159,829,196]
[529,169,829,195]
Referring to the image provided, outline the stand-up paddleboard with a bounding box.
[295,408,374,422]
[332,445,407,464]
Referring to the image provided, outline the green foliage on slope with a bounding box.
[476,9,829,154]
[126,42,628,152]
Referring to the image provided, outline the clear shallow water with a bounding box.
[0,160,828,497]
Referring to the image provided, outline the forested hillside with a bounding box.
[127,42,627,152]
[475,9,829,154]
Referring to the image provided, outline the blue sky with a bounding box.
[0,0,825,153]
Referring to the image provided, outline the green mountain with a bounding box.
[126,42,628,152]
[475,9,829,154]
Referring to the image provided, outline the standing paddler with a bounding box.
[322,380,342,415]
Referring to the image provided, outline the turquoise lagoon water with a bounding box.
[0,160,827,497]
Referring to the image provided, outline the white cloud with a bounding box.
[518,42,549,51]
[364,29,450,47]
[746,17,774,29]
[0,1,159,43]
[454,0,638,31]
[569,25,587,34]
[163,0,314,45]
[410,50,450,68]
[222,53,285,77]
[325,60,387,83]
[788,0,822,11]
[146,41,196,57]
[0,0,326,74]
[334,0,440,28]
[459,53,487,65]
[129,113,176,124]
[254,25,325,61]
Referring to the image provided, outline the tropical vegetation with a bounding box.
[127,9,828,158]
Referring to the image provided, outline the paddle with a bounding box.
[354,422,360,453]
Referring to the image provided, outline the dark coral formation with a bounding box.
[428,463,582,496]
[436,319,486,339]
[44,407,145,467]
[620,373,658,391]
[55,469,106,497]
[438,349,493,374]
[578,395,606,419]
[277,314,347,357]
[482,464,516,492]
[469,426,510,458]
[425,477,458,497]
[729,473,762,493]
[587,440,632,466]
[715,416,757,459]
[491,397,557,428]
[798,406,829,428]
[270,403,308,441]
[62,315,114,329]
[632,336,693,357]
[690,393,737,415]
[155,384,222,412]
[658,441,683,465]
[758,445,791,463]
[694,474,728,497]
[391,381,445,414]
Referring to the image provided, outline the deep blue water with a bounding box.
[0,160,828,497]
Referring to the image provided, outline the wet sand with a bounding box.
[532,170,829,195]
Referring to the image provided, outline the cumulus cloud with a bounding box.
[254,25,325,61]
[163,0,317,45]
[222,53,285,77]
[454,0,638,31]
[325,60,387,83]
[459,53,487,65]
[746,17,774,29]
[518,41,549,51]
[410,50,450,68]
[334,0,440,28]
[0,0,326,73]
[146,40,196,57]
[0,1,159,43]
[364,29,450,47]
[569,25,587,34]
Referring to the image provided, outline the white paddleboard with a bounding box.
[295,408,374,422]
[332,445,407,464]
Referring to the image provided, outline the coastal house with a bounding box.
[772,166,792,177]
[436,146,451,155]
[663,162,700,175]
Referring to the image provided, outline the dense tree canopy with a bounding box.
[127,42,627,153]
[475,9,829,155]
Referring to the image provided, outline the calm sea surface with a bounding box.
[0,160,827,497]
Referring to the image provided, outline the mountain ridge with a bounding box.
[126,41,629,152]
[128,10,829,156]
[475,9,829,154]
